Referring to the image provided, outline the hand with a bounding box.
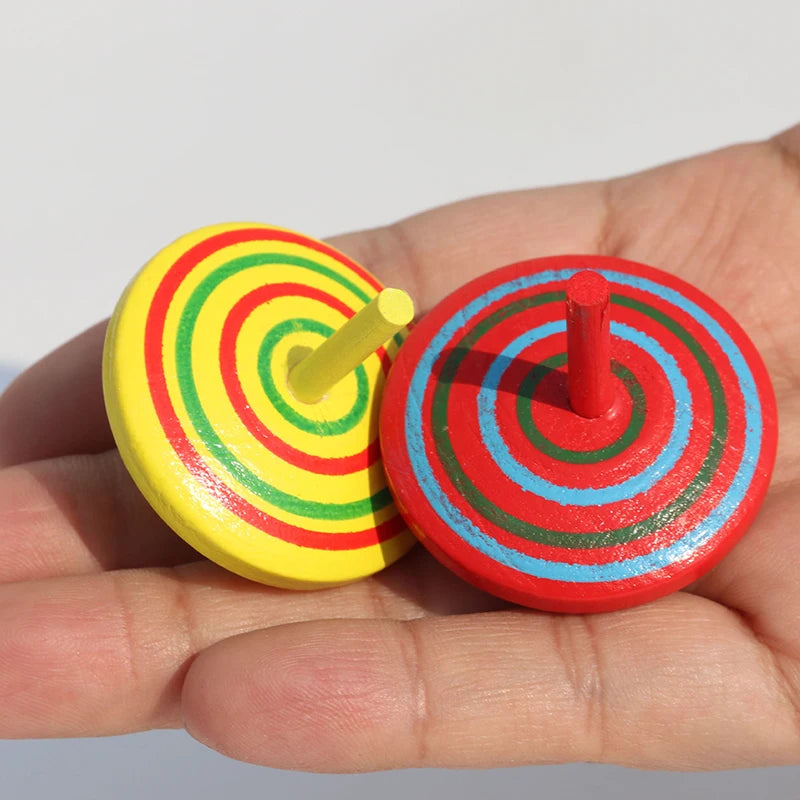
[1,126,798,773]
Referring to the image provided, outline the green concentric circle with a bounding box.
[515,353,646,464]
[431,290,727,549]
[174,252,392,520]
[258,318,369,436]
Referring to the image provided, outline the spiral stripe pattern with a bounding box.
[380,256,777,612]
[104,223,414,588]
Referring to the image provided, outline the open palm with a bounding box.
[1,126,799,772]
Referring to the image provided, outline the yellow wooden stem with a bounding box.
[288,288,414,404]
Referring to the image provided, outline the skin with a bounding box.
[0,125,799,774]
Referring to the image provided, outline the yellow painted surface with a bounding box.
[103,223,415,588]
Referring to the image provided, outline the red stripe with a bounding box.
[219,281,385,474]
[144,226,399,550]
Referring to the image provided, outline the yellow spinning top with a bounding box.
[103,222,417,589]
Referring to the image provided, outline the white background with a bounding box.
[1,0,799,797]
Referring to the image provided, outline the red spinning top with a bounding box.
[380,255,777,613]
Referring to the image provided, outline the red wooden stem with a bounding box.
[566,270,614,418]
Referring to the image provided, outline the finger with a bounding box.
[689,482,800,654]
[0,450,196,583]
[0,556,506,739]
[0,444,505,594]
[183,594,800,772]
[0,321,112,468]
[329,181,608,315]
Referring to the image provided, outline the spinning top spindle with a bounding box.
[290,288,414,404]
[566,270,614,419]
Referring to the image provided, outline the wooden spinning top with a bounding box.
[103,223,416,588]
[379,255,777,613]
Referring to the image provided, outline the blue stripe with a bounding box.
[403,268,762,583]
[477,320,691,506]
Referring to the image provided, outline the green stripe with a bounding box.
[515,354,646,464]
[258,318,369,436]
[175,253,391,520]
[431,292,727,549]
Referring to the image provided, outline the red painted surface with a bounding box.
[380,255,778,613]
[566,270,614,418]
